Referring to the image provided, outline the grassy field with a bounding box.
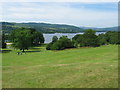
[2,45,118,88]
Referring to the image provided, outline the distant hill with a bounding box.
[1,22,118,33]
[81,26,118,31]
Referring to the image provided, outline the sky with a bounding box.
[1,1,118,28]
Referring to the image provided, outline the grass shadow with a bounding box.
[30,47,40,50]
[1,50,12,53]
[25,50,41,53]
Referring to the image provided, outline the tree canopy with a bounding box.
[46,36,74,50]
[72,29,100,47]
[52,35,58,43]
[1,32,6,48]
[10,27,44,52]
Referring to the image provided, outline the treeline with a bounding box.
[46,30,120,50]
[1,28,120,51]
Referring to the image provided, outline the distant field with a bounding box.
[2,45,118,88]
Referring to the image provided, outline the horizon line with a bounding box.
[0,21,118,28]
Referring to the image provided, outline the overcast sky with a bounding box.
[1,1,118,28]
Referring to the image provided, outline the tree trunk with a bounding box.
[22,49,25,52]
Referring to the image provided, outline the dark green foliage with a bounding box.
[46,36,74,50]
[46,42,53,50]
[1,33,6,48]
[51,41,64,50]
[32,30,44,46]
[82,29,100,47]
[11,28,32,52]
[52,36,58,43]
[72,29,100,47]
[59,36,74,49]
[72,34,83,47]
[2,41,6,48]
[105,31,120,44]
[10,27,44,52]
[98,34,106,45]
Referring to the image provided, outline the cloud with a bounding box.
[0,0,119,2]
[1,2,118,27]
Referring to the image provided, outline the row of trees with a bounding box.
[2,28,119,51]
[47,30,120,50]
[98,31,120,45]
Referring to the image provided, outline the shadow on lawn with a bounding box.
[1,50,12,53]
[25,50,41,53]
[30,47,40,50]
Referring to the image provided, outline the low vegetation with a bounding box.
[46,36,74,50]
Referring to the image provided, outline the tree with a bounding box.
[59,36,74,49]
[51,41,64,50]
[11,28,32,52]
[46,42,53,50]
[2,41,6,48]
[82,29,100,47]
[105,31,113,44]
[105,31,120,44]
[32,31,44,46]
[109,31,119,44]
[72,34,83,47]
[46,36,74,50]
[2,32,6,48]
[98,33,106,45]
[10,27,44,52]
[52,36,58,43]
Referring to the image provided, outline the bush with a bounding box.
[46,36,74,50]
[72,34,83,47]
[51,41,64,50]
[72,29,100,47]
[52,36,58,43]
[98,34,106,45]
[105,31,120,45]
[82,29,100,47]
[46,42,53,50]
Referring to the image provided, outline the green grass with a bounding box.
[2,45,118,88]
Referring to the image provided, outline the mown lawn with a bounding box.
[2,45,118,88]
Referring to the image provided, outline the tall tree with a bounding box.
[98,33,106,45]
[32,31,44,46]
[52,36,58,43]
[82,29,100,47]
[11,28,32,52]
[10,27,44,52]
[46,36,74,50]
[72,34,83,47]
[105,31,120,44]
[2,32,6,48]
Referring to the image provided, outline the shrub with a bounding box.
[52,36,58,43]
[46,42,53,50]
[98,34,106,45]
[46,36,74,50]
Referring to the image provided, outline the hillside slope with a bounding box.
[1,22,118,33]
